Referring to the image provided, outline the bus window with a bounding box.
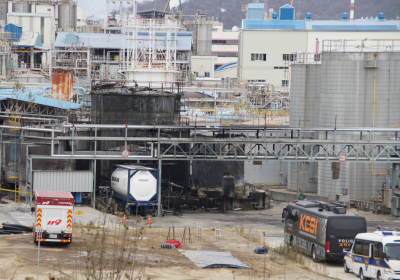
[361,241,370,256]
[374,242,383,259]
[354,239,363,255]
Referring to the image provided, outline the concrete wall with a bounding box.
[238,29,400,87]
[239,29,308,84]
[7,13,55,48]
[191,56,216,78]
[244,160,288,185]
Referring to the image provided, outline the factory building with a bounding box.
[238,3,400,88]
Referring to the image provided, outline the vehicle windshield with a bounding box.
[385,244,400,260]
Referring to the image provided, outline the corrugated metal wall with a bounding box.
[33,171,93,192]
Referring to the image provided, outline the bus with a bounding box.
[344,231,400,280]
[282,201,367,262]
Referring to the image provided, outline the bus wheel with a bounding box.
[376,271,382,280]
[343,260,350,273]
[359,268,368,280]
[311,245,318,263]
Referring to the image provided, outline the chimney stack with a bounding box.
[350,0,355,20]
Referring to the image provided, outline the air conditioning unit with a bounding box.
[333,207,346,214]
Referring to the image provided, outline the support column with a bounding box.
[49,49,52,80]
[87,48,91,79]
[157,159,162,216]
[93,159,96,209]
[391,163,397,216]
[30,47,34,70]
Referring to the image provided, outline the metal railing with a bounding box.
[322,39,400,53]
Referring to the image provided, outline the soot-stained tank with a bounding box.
[91,84,181,125]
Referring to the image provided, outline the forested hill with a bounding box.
[137,0,400,29]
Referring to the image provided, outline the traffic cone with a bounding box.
[122,214,126,224]
[147,216,151,225]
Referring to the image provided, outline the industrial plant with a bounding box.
[0,0,398,220]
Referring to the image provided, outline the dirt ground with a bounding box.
[0,222,334,280]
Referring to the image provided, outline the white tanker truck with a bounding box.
[110,165,159,215]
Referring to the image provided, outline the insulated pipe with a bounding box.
[372,54,386,175]
[350,0,355,21]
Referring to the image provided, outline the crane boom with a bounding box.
[164,0,171,12]
[179,0,182,11]
[290,0,294,6]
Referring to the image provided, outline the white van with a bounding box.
[344,231,400,280]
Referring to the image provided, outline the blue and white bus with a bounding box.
[344,231,400,280]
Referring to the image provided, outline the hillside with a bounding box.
[137,0,400,29]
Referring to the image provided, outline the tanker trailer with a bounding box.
[110,165,159,215]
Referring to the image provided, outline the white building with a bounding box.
[238,4,400,88]
[212,22,239,72]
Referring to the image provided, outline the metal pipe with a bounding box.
[372,54,386,175]
[157,159,162,216]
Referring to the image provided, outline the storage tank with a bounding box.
[287,63,321,193]
[111,165,158,202]
[12,2,31,13]
[222,173,235,197]
[288,49,400,200]
[58,3,77,31]
[0,1,8,26]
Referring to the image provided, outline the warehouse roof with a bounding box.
[0,89,81,110]
[243,19,400,31]
[55,31,192,51]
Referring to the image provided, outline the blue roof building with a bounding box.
[238,2,400,86]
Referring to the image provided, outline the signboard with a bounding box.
[338,154,347,162]
[122,150,129,158]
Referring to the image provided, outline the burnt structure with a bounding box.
[91,83,181,125]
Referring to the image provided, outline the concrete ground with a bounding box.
[1,197,400,280]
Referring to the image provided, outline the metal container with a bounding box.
[111,165,158,202]
[58,3,77,31]
[383,188,392,208]
[52,71,73,101]
[12,2,31,13]
[222,174,235,197]
[0,1,8,26]
[32,171,93,192]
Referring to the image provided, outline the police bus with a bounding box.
[282,201,367,262]
[344,231,400,280]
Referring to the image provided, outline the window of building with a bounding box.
[282,80,288,86]
[47,8,51,11]
[251,53,266,61]
[314,54,321,61]
[283,54,296,61]
[212,28,218,32]
[204,72,210,78]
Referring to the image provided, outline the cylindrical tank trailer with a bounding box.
[110,165,159,215]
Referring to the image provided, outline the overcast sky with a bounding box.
[77,0,186,19]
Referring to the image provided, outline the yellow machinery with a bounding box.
[164,0,170,12]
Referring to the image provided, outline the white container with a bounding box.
[111,165,158,202]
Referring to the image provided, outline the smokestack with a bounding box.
[350,0,355,21]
